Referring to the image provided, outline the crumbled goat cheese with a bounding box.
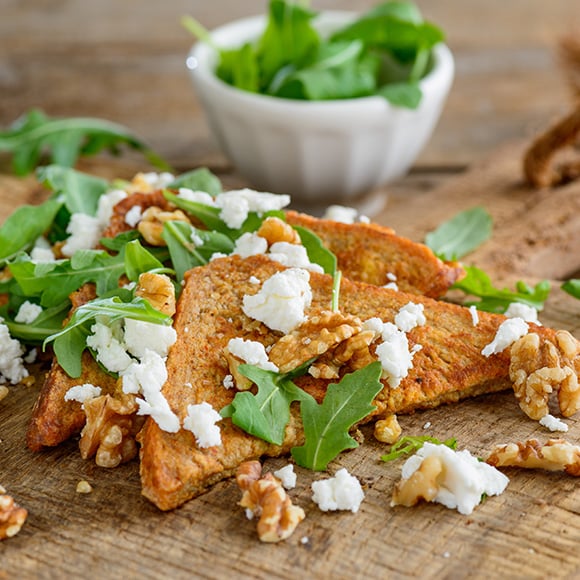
[386,272,397,282]
[268,242,324,273]
[274,464,297,490]
[423,421,432,430]
[210,252,228,261]
[397,442,509,515]
[140,172,175,190]
[215,189,290,229]
[249,276,260,285]
[96,189,127,227]
[539,414,568,432]
[14,301,43,324]
[0,321,28,384]
[123,319,177,359]
[362,317,385,336]
[505,302,540,324]
[395,302,426,332]
[375,322,415,388]
[122,349,180,433]
[191,231,204,247]
[124,205,143,228]
[300,536,310,545]
[30,236,55,263]
[469,305,479,327]
[183,402,223,448]
[61,213,102,257]
[223,374,235,389]
[383,282,399,291]
[64,383,102,403]
[86,321,132,373]
[242,268,312,334]
[311,468,364,513]
[322,205,358,224]
[232,232,268,258]
[226,337,278,372]
[481,318,529,357]
[24,348,37,364]
[177,188,216,206]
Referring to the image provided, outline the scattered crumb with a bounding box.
[0,386,8,403]
[76,480,93,494]
[300,536,310,545]
[469,305,479,327]
[539,414,568,433]
[423,421,431,430]
[443,551,451,559]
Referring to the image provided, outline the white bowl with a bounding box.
[187,11,454,206]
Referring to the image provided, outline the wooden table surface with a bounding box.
[2,1,580,579]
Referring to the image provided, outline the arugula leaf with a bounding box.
[167,167,222,196]
[292,225,336,275]
[124,240,169,282]
[37,165,109,217]
[161,220,234,281]
[380,435,457,462]
[562,279,580,300]
[291,361,383,470]
[425,207,493,261]
[45,295,172,377]
[0,109,171,176]
[376,81,422,109]
[99,230,141,252]
[222,364,310,445]
[0,198,62,265]
[0,300,70,343]
[452,266,551,313]
[8,250,126,308]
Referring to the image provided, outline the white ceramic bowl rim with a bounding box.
[188,11,453,114]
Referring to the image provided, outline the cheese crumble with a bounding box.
[322,205,358,224]
[183,402,223,448]
[14,301,43,324]
[396,443,509,515]
[64,383,102,404]
[395,302,426,332]
[481,318,529,357]
[226,337,279,372]
[242,268,312,334]
[505,302,540,325]
[0,320,28,385]
[273,464,297,490]
[177,188,215,206]
[469,305,479,327]
[311,468,364,513]
[375,322,415,388]
[539,414,568,432]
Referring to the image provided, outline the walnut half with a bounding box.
[509,331,580,420]
[486,439,580,476]
[236,461,305,543]
[0,487,27,540]
[391,455,443,508]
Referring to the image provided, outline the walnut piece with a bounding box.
[0,490,27,540]
[268,310,363,374]
[509,331,580,420]
[137,206,190,246]
[221,349,252,391]
[0,386,8,403]
[391,455,443,508]
[257,216,301,246]
[486,438,580,476]
[374,414,402,444]
[79,393,142,468]
[76,480,93,494]
[135,272,176,316]
[236,460,305,543]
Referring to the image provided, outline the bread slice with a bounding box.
[138,254,564,511]
[27,203,461,451]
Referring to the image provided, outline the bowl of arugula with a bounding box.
[185,1,453,207]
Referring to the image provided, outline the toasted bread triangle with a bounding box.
[138,255,557,511]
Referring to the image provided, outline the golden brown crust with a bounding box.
[285,211,463,298]
[138,255,562,511]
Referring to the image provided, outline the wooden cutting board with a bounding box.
[1,147,580,580]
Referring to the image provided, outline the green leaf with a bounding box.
[293,225,337,275]
[45,295,172,377]
[99,230,141,252]
[124,240,168,282]
[163,191,230,234]
[0,109,171,176]
[452,266,551,313]
[167,168,222,196]
[36,165,109,217]
[0,300,70,343]
[291,361,383,470]
[425,207,493,261]
[9,250,126,308]
[0,198,62,265]
[225,365,310,445]
[562,279,580,300]
[380,435,457,462]
[377,81,422,109]
[161,220,234,281]
[218,43,261,93]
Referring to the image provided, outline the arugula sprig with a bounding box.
[453,266,551,313]
[380,435,457,462]
[184,0,445,109]
[0,109,171,176]
[223,361,383,471]
[562,279,580,300]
